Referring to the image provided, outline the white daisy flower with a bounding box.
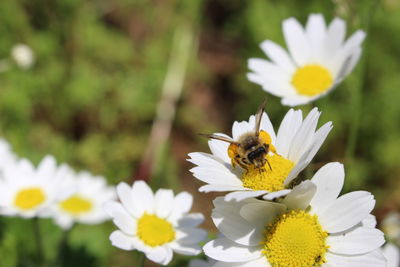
[204,162,386,266]
[188,107,331,201]
[51,169,116,230]
[382,243,400,267]
[382,212,400,244]
[247,13,366,106]
[103,180,207,266]
[0,155,72,218]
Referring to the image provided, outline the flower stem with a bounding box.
[136,251,146,267]
[32,218,45,265]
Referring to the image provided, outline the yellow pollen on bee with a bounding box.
[137,213,176,247]
[59,195,93,216]
[291,65,333,96]
[241,154,294,192]
[14,187,46,210]
[263,210,329,267]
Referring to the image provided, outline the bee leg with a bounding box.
[266,158,272,171]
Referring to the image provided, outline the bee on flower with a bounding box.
[247,14,365,106]
[189,104,332,201]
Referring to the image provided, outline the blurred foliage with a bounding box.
[0,0,400,266]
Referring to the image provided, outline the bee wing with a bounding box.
[255,99,267,136]
[198,133,236,144]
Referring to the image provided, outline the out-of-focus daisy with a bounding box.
[0,156,72,218]
[204,162,386,266]
[104,181,207,265]
[247,14,366,106]
[188,107,331,201]
[383,243,400,267]
[51,169,116,230]
[382,212,400,244]
[11,44,35,70]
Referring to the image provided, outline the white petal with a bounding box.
[116,183,141,218]
[177,213,204,228]
[282,180,316,210]
[275,109,303,158]
[176,228,207,245]
[131,180,155,214]
[328,227,385,255]
[170,242,201,256]
[318,191,375,233]
[154,189,174,218]
[362,214,377,228]
[260,40,296,73]
[109,230,134,250]
[168,192,192,222]
[146,246,173,266]
[232,121,253,140]
[207,133,231,164]
[203,237,262,263]
[306,14,326,61]
[240,201,286,233]
[287,107,320,163]
[310,162,344,214]
[248,58,289,82]
[382,243,400,267]
[190,165,242,186]
[324,18,346,61]
[282,17,311,66]
[212,197,260,246]
[199,184,244,193]
[225,190,268,202]
[188,152,230,170]
[325,249,386,267]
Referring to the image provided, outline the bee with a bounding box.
[200,101,276,172]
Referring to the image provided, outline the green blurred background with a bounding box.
[0,0,400,266]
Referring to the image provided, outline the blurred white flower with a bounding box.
[383,212,400,244]
[104,180,207,265]
[51,169,116,230]
[204,163,386,266]
[188,108,331,201]
[11,43,35,70]
[247,14,365,106]
[383,243,400,267]
[0,156,72,218]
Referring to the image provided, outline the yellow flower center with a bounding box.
[291,65,333,96]
[137,214,175,247]
[14,187,46,210]
[263,210,328,267]
[241,154,294,192]
[59,195,93,216]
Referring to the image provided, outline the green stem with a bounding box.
[136,251,145,267]
[32,218,45,265]
[345,0,380,161]
[55,225,74,266]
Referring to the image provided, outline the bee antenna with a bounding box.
[198,133,236,144]
[255,99,267,136]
